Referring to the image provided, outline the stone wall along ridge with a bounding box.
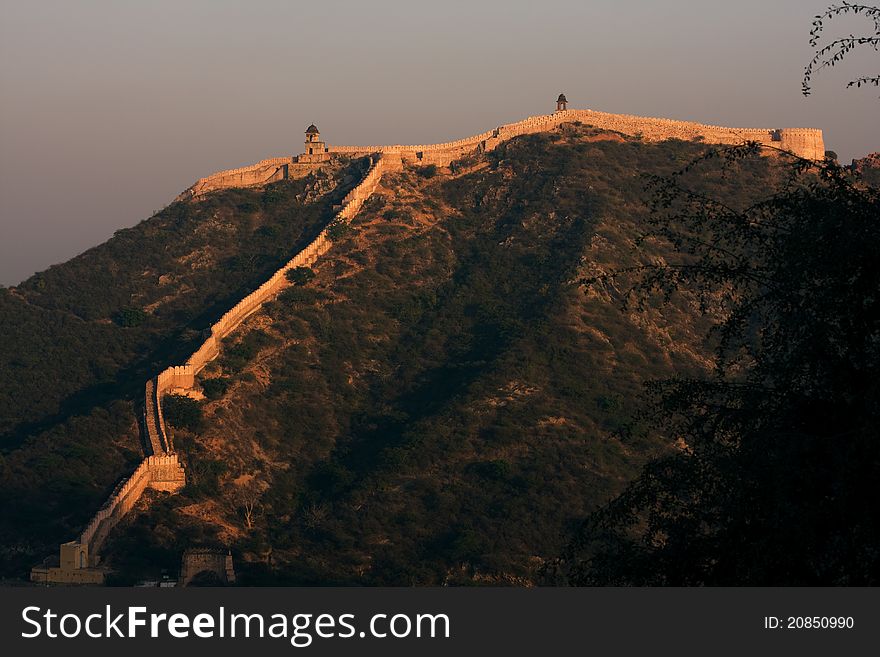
[37,453,187,581]
[183,108,822,199]
[36,105,823,582]
[327,109,824,161]
[36,153,386,583]
[179,157,296,200]
[179,155,385,376]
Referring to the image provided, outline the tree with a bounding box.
[803,3,880,96]
[162,394,203,433]
[286,266,316,286]
[232,479,265,530]
[327,218,354,242]
[560,145,880,585]
[115,306,147,327]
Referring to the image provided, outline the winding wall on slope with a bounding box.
[33,155,387,584]
[32,105,825,583]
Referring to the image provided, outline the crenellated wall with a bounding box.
[30,155,388,584]
[77,455,185,556]
[177,157,292,200]
[32,104,824,584]
[328,109,825,162]
[31,455,185,584]
[172,157,386,384]
[179,548,236,586]
[143,379,165,456]
[177,108,823,200]
[178,158,328,200]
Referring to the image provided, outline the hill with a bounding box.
[3,121,828,584]
[0,157,369,576]
[97,125,773,585]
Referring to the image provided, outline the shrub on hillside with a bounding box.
[382,208,414,222]
[115,307,147,327]
[327,219,354,242]
[220,329,277,372]
[163,394,203,432]
[286,266,316,286]
[201,377,230,400]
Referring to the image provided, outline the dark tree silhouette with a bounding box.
[559,145,880,585]
[803,3,880,95]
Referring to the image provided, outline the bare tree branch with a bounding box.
[803,3,880,96]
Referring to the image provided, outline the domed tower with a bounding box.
[556,93,568,112]
[301,124,329,163]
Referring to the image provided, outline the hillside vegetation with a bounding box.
[7,122,847,584]
[0,159,368,576]
[101,125,781,585]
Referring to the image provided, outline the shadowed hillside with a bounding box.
[5,121,834,584]
[99,125,784,585]
[0,158,369,577]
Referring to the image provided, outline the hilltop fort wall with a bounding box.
[179,549,236,586]
[177,158,324,200]
[178,108,823,200]
[328,109,825,163]
[31,155,387,584]
[33,104,824,584]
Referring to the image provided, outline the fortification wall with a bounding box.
[327,109,825,161]
[178,158,328,200]
[179,156,385,376]
[30,452,187,584]
[37,105,823,583]
[79,458,153,559]
[150,148,378,451]
[77,455,185,558]
[559,110,824,159]
[180,549,236,586]
[37,152,386,584]
[143,379,165,456]
[154,365,196,451]
[177,157,293,200]
[180,108,822,201]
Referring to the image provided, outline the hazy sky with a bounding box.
[1,0,877,286]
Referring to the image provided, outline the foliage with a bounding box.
[6,123,843,585]
[219,328,276,372]
[418,164,438,178]
[162,394,203,433]
[382,208,414,222]
[0,160,364,579]
[803,3,880,95]
[563,145,880,585]
[201,377,231,400]
[115,307,147,327]
[286,266,316,286]
[327,219,354,242]
[110,128,744,585]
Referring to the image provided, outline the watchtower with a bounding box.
[556,93,568,112]
[301,124,329,163]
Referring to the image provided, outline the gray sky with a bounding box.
[1,0,877,286]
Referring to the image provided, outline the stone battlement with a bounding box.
[33,102,824,584]
[31,454,185,585]
[177,157,323,200]
[32,154,389,584]
[327,109,824,162]
[179,548,236,586]
[177,107,823,200]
